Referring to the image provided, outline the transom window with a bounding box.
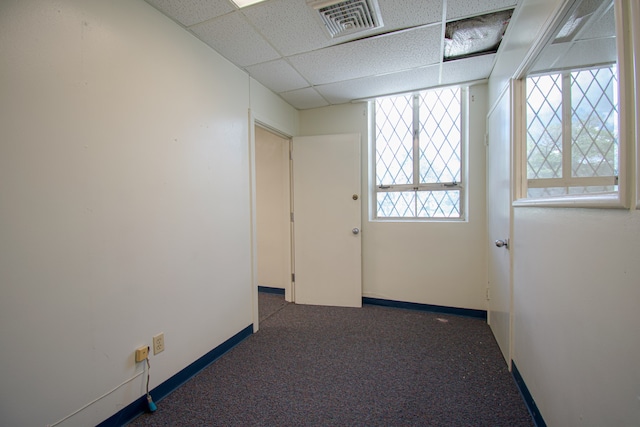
[374,87,464,219]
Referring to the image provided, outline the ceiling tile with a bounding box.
[377,0,444,29]
[446,0,518,21]
[279,88,329,110]
[245,60,310,93]
[288,25,443,86]
[190,12,280,67]
[241,0,331,57]
[144,0,234,27]
[440,54,496,85]
[315,65,441,104]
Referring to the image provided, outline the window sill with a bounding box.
[370,217,467,223]
[513,193,626,209]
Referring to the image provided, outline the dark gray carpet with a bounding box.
[258,292,289,322]
[129,294,533,426]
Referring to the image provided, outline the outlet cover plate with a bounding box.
[153,333,165,355]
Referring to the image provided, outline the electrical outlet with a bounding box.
[152,333,165,355]
[135,345,149,362]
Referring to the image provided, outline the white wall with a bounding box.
[0,1,297,426]
[299,86,489,311]
[250,78,299,137]
[487,0,640,424]
[513,208,640,426]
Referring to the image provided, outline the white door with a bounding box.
[487,85,514,365]
[292,133,362,307]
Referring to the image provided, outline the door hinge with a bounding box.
[290,212,294,222]
[291,273,295,282]
[486,287,490,300]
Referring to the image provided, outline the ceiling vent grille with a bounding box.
[308,0,383,38]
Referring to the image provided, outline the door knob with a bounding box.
[495,239,509,248]
[352,228,360,235]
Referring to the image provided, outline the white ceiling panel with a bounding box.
[440,54,497,85]
[279,87,329,110]
[288,25,443,86]
[190,12,280,67]
[315,65,441,104]
[446,0,518,20]
[241,0,333,57]
[376,0,444,30]
[144,0,234,27]
[245,60,310,93]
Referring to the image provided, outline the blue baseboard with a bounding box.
[258,286,285,295]
[512,362,547,427]
[362,297,487,320]
[97,324,254,427]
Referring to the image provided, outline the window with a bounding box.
[525,66,619,198]
[518,0,625,204]
[373,87,465,219]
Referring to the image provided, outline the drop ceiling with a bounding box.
[144,0,520,110]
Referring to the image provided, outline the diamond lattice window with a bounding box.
[375,95,413,186]
[525,65,618,198]
[526,74,563,180]
[374,87,464,219]
[570,68,618,178]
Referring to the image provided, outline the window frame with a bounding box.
[513,0,631,209]
[524,66,619,194]
[371,86,468,221]
[633,0,640,210]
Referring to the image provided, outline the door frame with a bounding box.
[249,110,294,332]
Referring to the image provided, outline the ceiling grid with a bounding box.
[145,0,521,109]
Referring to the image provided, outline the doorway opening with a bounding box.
[254,125,293,305]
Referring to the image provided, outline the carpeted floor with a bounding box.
[258,291,289,322]
[129,293,533,426]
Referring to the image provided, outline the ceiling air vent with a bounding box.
[308,0,383,39]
